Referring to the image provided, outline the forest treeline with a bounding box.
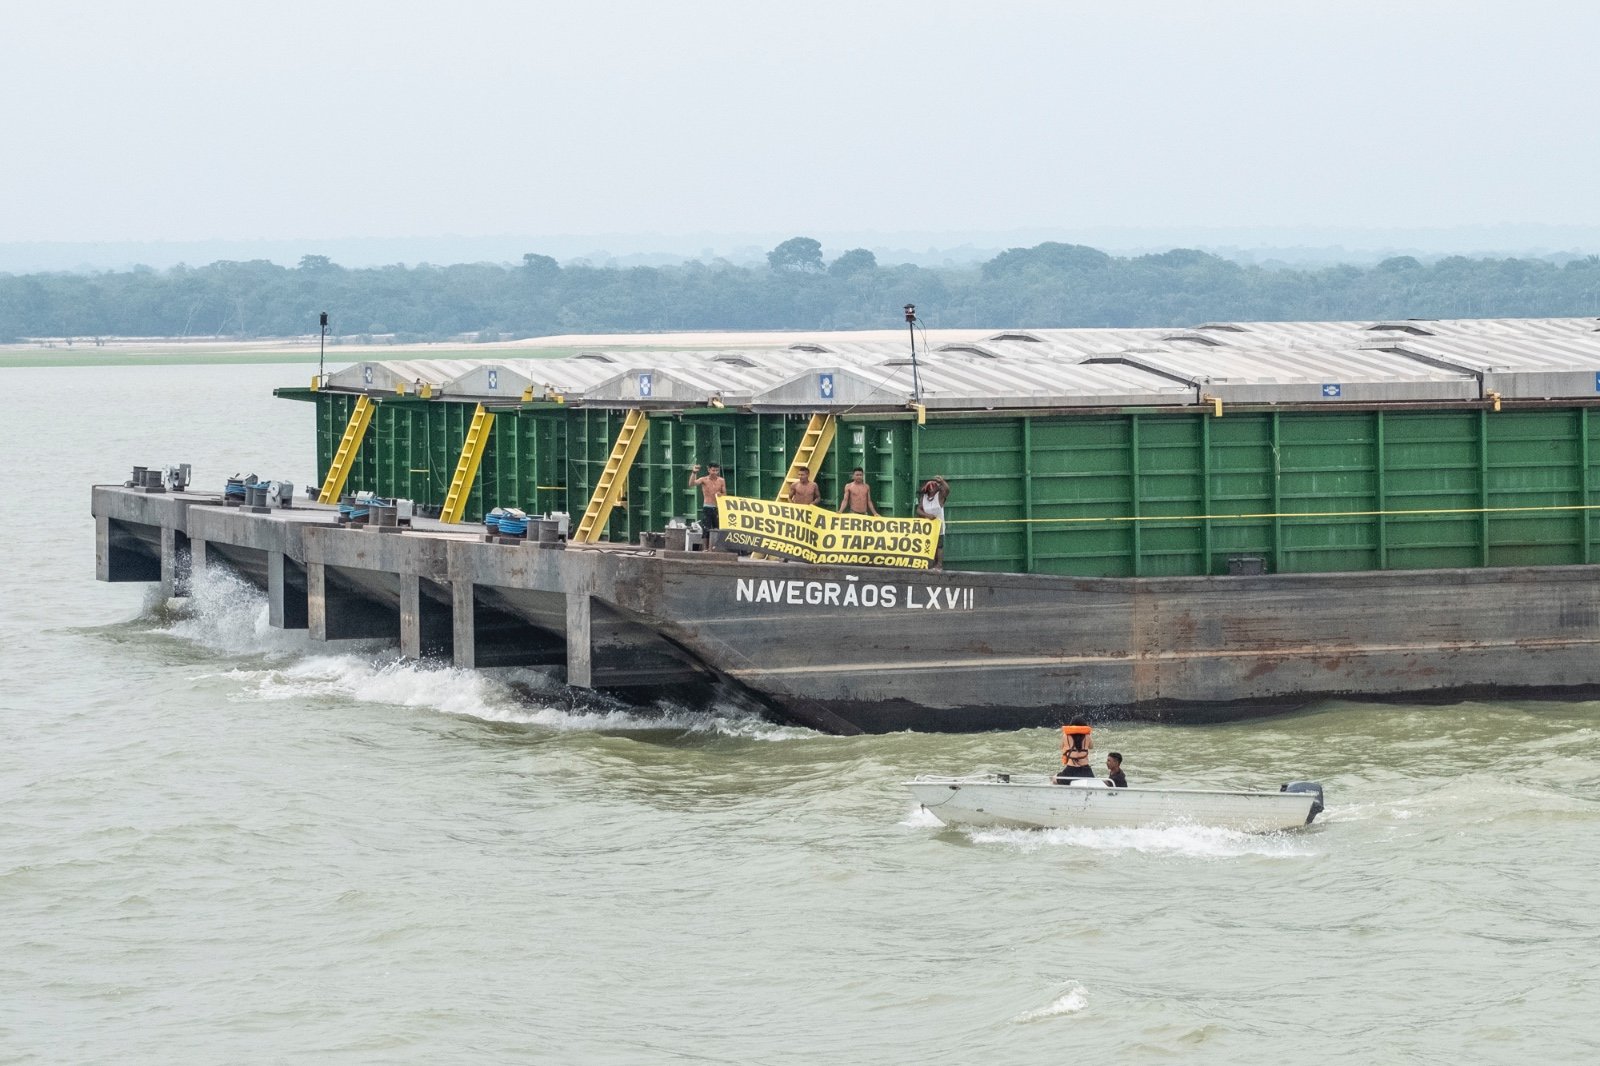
[3,237,1599,343]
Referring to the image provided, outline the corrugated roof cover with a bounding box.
[751,358,1193,410]
[1424,317,1600,338]
[912,357,1195,408]
[1377,336,1600,399]
[782,341,917,364]
[323,317,1600,411]
[982,327,1174,348]
[321,359,481,393]
[1086,345,1478,404]
[936,338,1133,362]
[751,366,916,410]
[582,363,793,407]
[445,362,543,399]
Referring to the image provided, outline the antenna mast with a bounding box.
[904,303,922,404]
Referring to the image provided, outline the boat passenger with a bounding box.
[1104,752,1127,788]
[1054,719,1096,783]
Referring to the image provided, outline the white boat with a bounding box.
[907,774,1325,832]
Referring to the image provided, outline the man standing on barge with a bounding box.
[789,465,822,507]
[688,462,726,549]
[916,475,950,569]
[838,467,879,516]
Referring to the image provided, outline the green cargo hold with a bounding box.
[278,317,1600,579]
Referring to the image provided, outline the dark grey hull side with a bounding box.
[604,558,1600,733]
[92,484,1600,734]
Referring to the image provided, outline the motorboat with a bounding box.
[907,774,1325,832]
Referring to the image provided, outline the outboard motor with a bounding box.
[1281,781,1325,824]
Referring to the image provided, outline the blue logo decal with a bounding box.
[639,372,653,398]
[1321,383,1342,398]
[819,373,835,400]
[487,368,499,390]
[1594,371,1600,393]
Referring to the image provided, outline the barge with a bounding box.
[93,316,1600,733]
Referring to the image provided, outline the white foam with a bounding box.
[138,564,814,737]
[966,823,1316,859]
[234,655,802,737]
[154,566,365,659]
[1013,983,1088,1022]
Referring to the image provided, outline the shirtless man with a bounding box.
[687,461,726,547]
[838,467,879,516]
[788,465,822,507]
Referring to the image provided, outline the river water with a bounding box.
[3,363,1599,1064]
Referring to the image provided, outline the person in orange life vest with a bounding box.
[1054,719,1096,783]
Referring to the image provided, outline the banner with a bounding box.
[717,495,940,569]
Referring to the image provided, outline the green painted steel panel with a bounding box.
[1134,416,1206,576]
[1484,410,1584,566]
[296,393,1600,577]
[1207,416,1276,574]
[478,409,567,521]
[913,419,1027,573]
[1275,413,1380,573]
[1029,417,1135,577]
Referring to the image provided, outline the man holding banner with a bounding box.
[716,493,940,570]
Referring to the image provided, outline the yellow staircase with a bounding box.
[316,396,376,504]
[572,410,650,543]
[776,414,837,501]
[438,405,495,524]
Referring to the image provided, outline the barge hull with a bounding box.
[93,484,1600,734]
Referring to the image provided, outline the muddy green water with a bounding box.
[3,364,1598,1064]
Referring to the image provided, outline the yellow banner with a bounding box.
[717,495,940,569]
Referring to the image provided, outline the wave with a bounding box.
[242,655,799,738]
[145,560,806,740]
[958,820,1317,859]
[151,566,367,659]
[1012,983,1088,1023]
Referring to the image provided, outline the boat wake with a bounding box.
[957,820,1317,859]
[139,563,806,740]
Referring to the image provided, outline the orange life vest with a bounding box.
[1060,724,1092,766]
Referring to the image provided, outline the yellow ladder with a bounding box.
[572,410,649,543]
[777,414,837,501]
[317,396,376,504]
[439,405,496,524]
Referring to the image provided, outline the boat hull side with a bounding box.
[908,781,1319,832]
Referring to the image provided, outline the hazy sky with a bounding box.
[4,0,1597,248]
